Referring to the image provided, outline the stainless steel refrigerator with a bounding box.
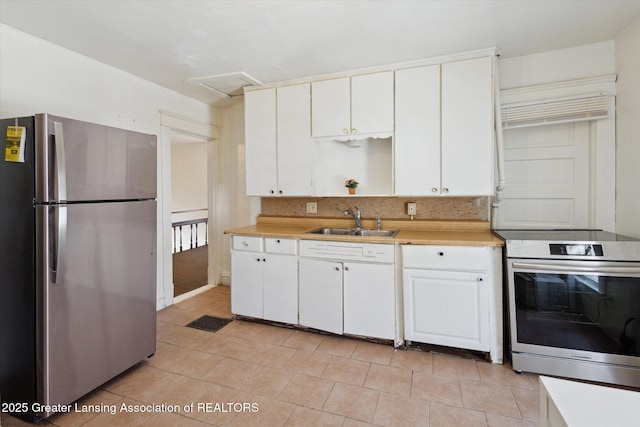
[0,114,157,421]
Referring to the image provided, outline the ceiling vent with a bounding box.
[185,72,262,97]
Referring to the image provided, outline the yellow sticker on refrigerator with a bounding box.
[5,126,26,163]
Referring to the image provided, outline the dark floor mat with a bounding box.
[186,315,232,333]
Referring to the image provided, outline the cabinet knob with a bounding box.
[263,258,266,262]
[276,239,280,243]
[278,190,283,194]
[335,267,340,271]
[344,266,349,271]
[242,242,249,247]
[343,128,349,134]
[438,252,444,256]
[270,190,275,194]
[431,187,438,193]
[478,277,483,282]
[351,128,357,133]
[256,258,261,262]
[442,188,449,193]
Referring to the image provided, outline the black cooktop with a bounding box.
[493,229,639,242]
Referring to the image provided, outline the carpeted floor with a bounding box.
[172,245,208,297]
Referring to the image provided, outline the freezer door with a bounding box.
[35,114,157,202]
[36,201,156,412]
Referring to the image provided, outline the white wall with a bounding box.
[615,17,640,239]
[171,142,208,217]
[215,100,261,285]
[498,41,615,89]
[0,24,217,309]
[497,42,617,232]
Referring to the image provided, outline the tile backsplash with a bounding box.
[261,196,489,221]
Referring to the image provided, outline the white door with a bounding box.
[231,251,264,318]
[263,254,298,324]
[395,65,441,195]
[403,269,489,351]
[441,57,493,195]
[343,262,395,340]
[298,258,343,334]
[311,78,350,137]
[351,71,394,135]
[497,122,590,228]
[245,88,277,195]
[277,83,313,196]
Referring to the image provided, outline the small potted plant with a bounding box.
[345,178,359,195]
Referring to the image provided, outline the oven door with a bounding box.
[507,258,640,366]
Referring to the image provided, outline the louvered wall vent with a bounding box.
[501,94,609,129]
[185,72,262,97]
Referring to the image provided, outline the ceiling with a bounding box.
[1,0,639,105]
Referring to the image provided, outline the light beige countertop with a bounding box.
[225,215,504,247]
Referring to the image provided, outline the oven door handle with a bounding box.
[512,262,640,276]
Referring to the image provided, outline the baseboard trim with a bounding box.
[173,284,216,304]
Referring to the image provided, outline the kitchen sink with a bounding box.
[306,227,399,238]
[353,229,399,237]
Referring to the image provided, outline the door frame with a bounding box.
[158,110,220,309]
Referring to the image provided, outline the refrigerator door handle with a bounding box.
[53,122,67,202]
[51,206,67,284]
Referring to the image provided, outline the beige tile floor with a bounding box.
[2,286,540,426]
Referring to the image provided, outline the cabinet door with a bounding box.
[311,77,350,137]
[395,65,441,195]
[263,254,298,324]
[343,262,395,340]
[441,57,493,195]
[277,84,313,195]
[298,258,343,334]
[231,251,264,318]
[403,269,489,351]
[245,88,277,195]
[351,71,394,135]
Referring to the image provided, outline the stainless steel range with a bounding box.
[495,229,640,388]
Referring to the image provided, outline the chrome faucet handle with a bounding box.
[376,216,382,230]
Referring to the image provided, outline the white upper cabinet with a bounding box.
[245,84,313,196]
[311,71,394,138]
[441,56,493,196]
[350,72,394,136]
[395,56,493,196]
[245,88,277,196]
[311,77,350,138]
[395,65,441,196]
[245,50,495,197]
[276,84,313,196]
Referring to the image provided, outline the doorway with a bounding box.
[170,130,210,301]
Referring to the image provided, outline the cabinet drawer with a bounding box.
[265,238,297,255]
[402,245,488,272]
[232,235,263,252]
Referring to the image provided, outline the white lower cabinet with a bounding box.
[231,251,265,318]
[298,258,395,339]
[231,236,298,324]
[298,240,396,340]
[298,258,343,334]
[343,261,395,340]
[402,245,491,352]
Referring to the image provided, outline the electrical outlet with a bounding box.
[407,202,417,216]
[306,202,318,214]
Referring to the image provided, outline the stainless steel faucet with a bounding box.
[343,206,362,229]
